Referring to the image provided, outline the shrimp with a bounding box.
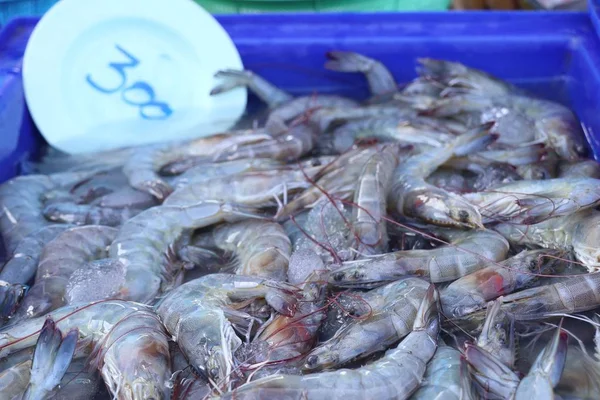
[514,326,568,399]
[329,228,509,287]
[0,300,171,400]
[169,158,285,190]
[187,220,291,281]
[303,277,430,371]
[210,69,359,134]
[308,104,413,135]
[66,201,265,305]
[123,132,271,200]
[43,202,144,226]
[251,269,327,369]
[494,209,600,272]
[325,51,398,96]
[463,273,600,322]
[463,177,600,224]
[410,345,462,400]
[13,225,118,321]
[0,170,103,253]
[352,144,401,255]
[417,58,517,97]
[389,124,494,228]
[331,116,454,154]
[0,225,72,285]
[164,166,322,209]
[275,145,381,220]
[210,123,317,163]
[220,285,439,400]
[558,159,600,179]
[155,273,298,389]
[441,249,563,317]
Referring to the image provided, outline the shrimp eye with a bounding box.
[210,368,219,378]
[306,355,319,367]
[332,272,345,282]
[458,210,469,223]
[352,270,364,280]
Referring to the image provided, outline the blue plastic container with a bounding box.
[2,8,600,183]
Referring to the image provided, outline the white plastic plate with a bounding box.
[23,0,246,154]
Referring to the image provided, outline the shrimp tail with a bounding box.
[0,280,28,320]
[23,318,78,400]
[531,326,568,387]
[325,51,397,96]
[264,281,300,317]
[211,69,293,108]
[414,284,440,337]
[453,122,496,157]
[464,343,520,399]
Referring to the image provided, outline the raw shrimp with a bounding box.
[251,269,327,368]
[68,201,266,305]
[329,228,509,287]
[558,159,600,179]
[0,300,171,400]
[389,124,493,228]
[164,165,322,209]
[211,123,318,163]
[463,177,600,224]
[331,116,454,154]
[303,277,430,371]
[441,249,563,317]
[514,326,568,399]
[211,69,358,134]
[418,59,585,160]
[187,220,291,281]
[0,225,72,285]
[0,170,102,253]
[94,186,158,209]
[123,132,271,200]
[155,273,298,389]
[43,202,144,226]
[410,345,462,400]
[220,285,439,400]
[13,225,118,320]
[494,209,600,272]
[308,104,413,135]
[275,145,381,219]
[352,144,400,255]
[463,273,600,322]
[325,51,398,96]
[169,158,285,190]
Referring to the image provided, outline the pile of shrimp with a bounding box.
[1,51,600,400]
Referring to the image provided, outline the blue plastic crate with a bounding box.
[0,0,55,26]
[1,7,600,183]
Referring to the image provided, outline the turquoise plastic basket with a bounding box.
[195,0,451,13]
[0,0,55,25]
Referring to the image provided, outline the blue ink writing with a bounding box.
[86,45,172,120]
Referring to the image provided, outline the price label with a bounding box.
[86,45,173,120]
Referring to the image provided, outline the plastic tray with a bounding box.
[1,8,600,184]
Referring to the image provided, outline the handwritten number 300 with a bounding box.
[85,45,173,120]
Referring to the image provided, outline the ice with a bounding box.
[288,249,324,285]
[65,259,126,303]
